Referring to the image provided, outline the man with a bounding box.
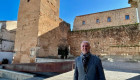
[74,41,106,80]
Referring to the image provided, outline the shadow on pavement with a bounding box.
[104,67,140,74]
[126,75,140,80]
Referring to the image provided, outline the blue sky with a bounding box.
[0,0,130,30]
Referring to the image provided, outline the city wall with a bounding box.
[68,24,140,56]
[37,21,70,58]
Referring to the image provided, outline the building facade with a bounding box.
[73,7,138,31]
[0,21,17,52]
[0,21,17,64]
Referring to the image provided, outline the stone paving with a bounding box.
[45,70,140,80]
[45,61,140,80]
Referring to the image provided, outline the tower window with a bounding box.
[96,19,100,23]
[27,0,30,2]
[107,17,111,22]
[82,21,85,25]
[125,15,130,20]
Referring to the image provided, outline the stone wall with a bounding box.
[14,0,41,63]
[68,24,140,56]
[38,0,60,36]
[0,21,16,52]
[73,7,137,31]
[13,0,69,63]
[37,21,70,58]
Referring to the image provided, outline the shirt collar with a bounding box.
[81,52,91,57]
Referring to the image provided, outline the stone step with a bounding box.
[35,58,74,63]
[0,69,34,80]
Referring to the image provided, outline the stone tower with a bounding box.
[13,0,70,63]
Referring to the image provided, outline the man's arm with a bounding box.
[74,60,78,80]
[97,59,106,80]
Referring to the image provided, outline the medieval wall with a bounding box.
[37,21,70,58]
[68,24,140,56]
[73,7,137,31]
[13,0,66,63]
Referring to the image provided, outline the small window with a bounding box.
[107,17,111,22]
[96,19,100,23]
[27,0,30,2]
[82,21,85,25]
[125,15,130,20]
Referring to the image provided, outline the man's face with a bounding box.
[81,42,90,54]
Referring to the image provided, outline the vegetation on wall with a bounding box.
[110,44,140,47]
[71,23,139,33]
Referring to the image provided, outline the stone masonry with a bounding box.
[0,21,17,52]
[73,7,137,31]
[13,0,70,63]
[13,0,140,63]
[68,24,140,56]
[37,21,70,58]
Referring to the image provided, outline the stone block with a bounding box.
[0,69,34,80]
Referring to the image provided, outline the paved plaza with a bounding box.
[45,69,140,80]
[0,61,140,80]
[45,61,140,80]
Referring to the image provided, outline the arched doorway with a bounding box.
[58,46,69,59]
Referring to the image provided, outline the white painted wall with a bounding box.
[0,52,13,64]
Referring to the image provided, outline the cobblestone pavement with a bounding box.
[45,70,140,80]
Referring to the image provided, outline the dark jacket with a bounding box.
[74,53,106,80]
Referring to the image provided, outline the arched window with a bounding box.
[107,17,111,22]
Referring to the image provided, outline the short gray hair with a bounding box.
[81,41,90,46]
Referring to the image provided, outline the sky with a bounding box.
[0,0,130,30]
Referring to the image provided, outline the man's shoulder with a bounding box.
[90,54,101,61]
[74,56,82,62]
[75,56,81,60]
